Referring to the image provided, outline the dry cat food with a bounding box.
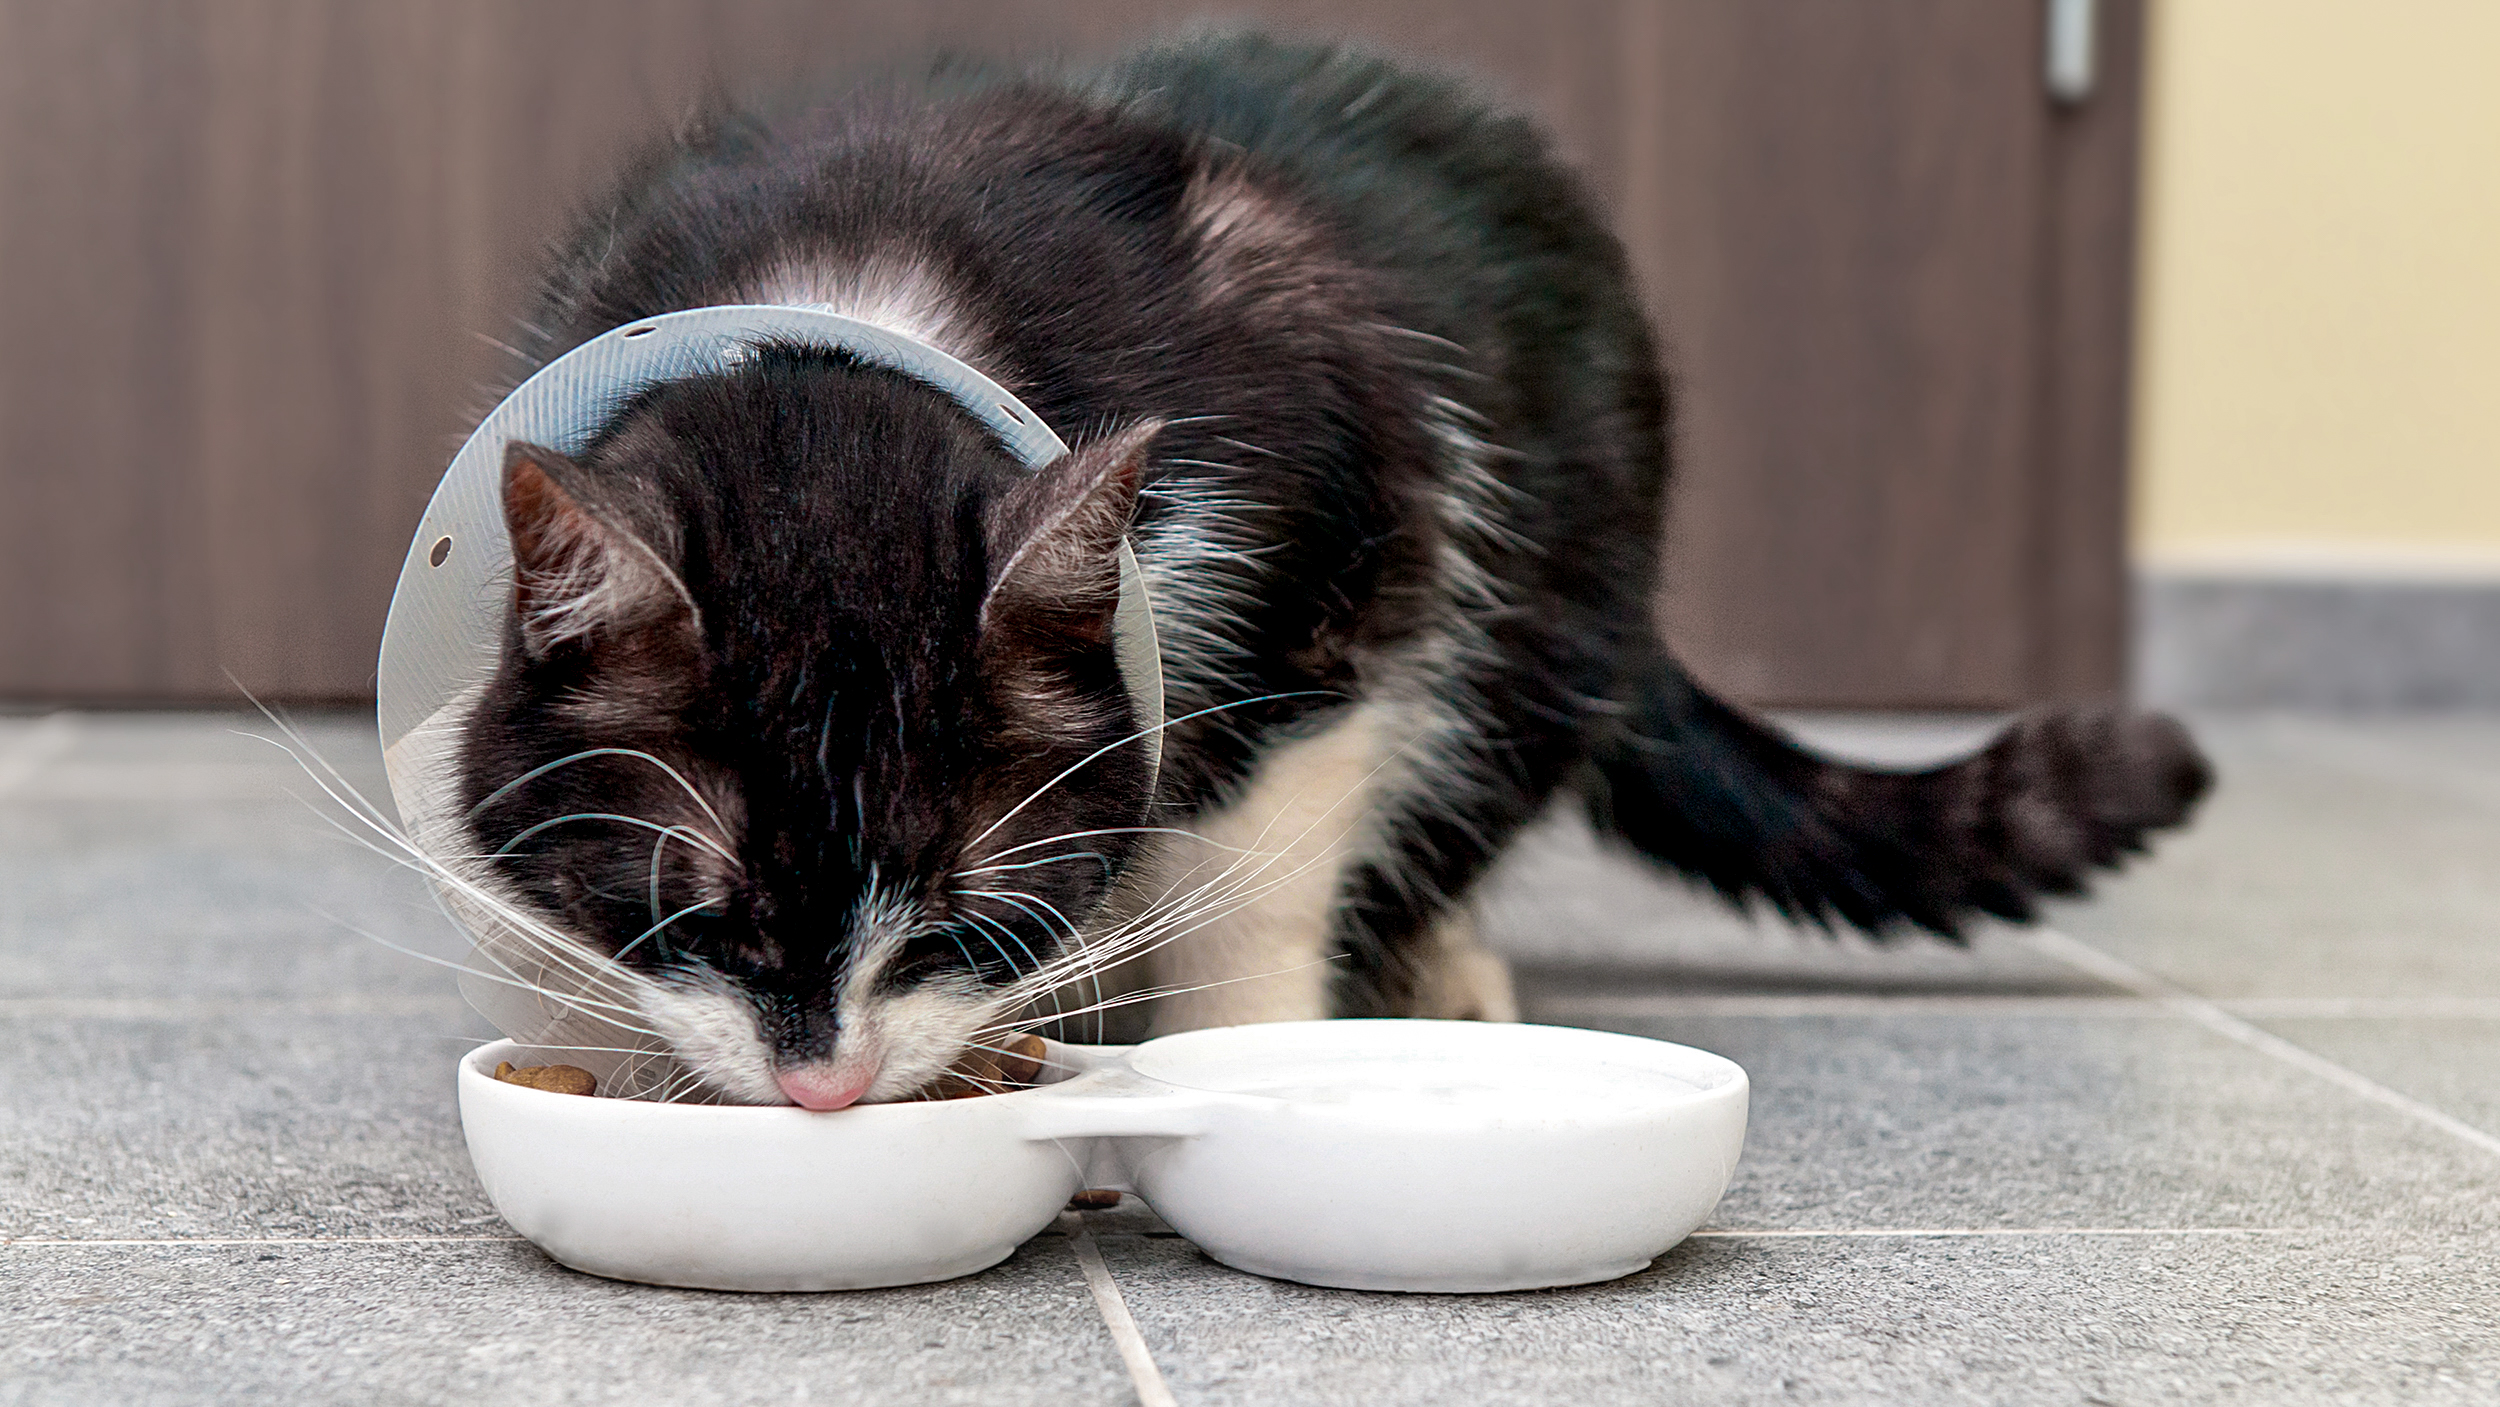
[1066,1189,1123,1210]
[918,1033,1048,1100]
[491,1039,1045,1103]
[494,1061,597,1097]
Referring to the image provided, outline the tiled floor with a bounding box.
[3,710,2497,1404]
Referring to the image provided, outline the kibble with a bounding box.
[493,1060,597,1097]
[1066,1189,1123,1210]
[918,1032,1049,1100]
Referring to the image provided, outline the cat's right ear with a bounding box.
[978,420,1157,648]
[501,441,695,656]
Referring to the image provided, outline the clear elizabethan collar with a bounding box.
[374,306,1164,1092]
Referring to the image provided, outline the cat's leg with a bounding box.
[1322,650,1585,1020]
[1130,635,1584,1030]
[1406,905,1520,1022]
[1135,700,1411,1034]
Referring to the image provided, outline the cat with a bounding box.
[443,32,2211,1108]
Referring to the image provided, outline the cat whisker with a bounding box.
[491,1040,677,1058]
[611,898,718,963]
[491,811,737,866]
[646,826,674,927]
[469,746,733,844]
[237,699,710,1101]
[956,909,1039,983]
[964,825,1277,870]
[978,724,1426,1012]
[308,907,667,1039]
[963,691,1338,854]
[289,782,654,1003]
[980,953,1344,1033]
[933,928,989,982]
[247,721,682,1030]
[954,851,1111,878]
[954,888,1082,944]
[649,1065,712,1105]
[953,1034,1080,1071]
[986,838,1347,1007]
[955,893,1095,1028]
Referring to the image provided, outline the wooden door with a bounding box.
[1635,2,2141,706]
[0,0,2137,708]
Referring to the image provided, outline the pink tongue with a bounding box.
[777,1066,874,1110]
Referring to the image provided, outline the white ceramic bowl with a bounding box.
[459,1020,1747,1294]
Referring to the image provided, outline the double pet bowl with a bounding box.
[390,309,1752,1296]
[460,1019,1749,1294]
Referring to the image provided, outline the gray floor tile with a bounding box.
[2,1009,499,1240]
[0,710,561,1004]
[2252,1016,2500,1141]
[1091,1227,2500,1406]
[1480,812,2105,994]
[0,797,459,1001]
[1525,1004,2500,1235]
[26,709,376,772]
[0,712,382,807]
[10,707,2500,1405]
[1,1234,1130,1407]
[2052,715,2500,999]
[1487,712,2500,1004]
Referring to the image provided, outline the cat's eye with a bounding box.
[428,535,453,567]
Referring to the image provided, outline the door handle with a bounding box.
[2047,0,2098,105]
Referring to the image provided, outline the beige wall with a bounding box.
[2133,0,2500,571]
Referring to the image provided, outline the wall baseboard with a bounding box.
[2137,570,2500,709]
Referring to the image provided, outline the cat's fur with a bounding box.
[452,34,2211,1107]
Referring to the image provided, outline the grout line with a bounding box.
[6,762,314,802]
[0,712,77,797]
[1061,1211,1179,1407]
[2032,928,2500,1161]
[2261,718,2500,820]
[1530,993,2156,1018]
[4,1236,524,1247]
[0,995,474,1020]
[2215,996,2500,1020]
[1530,992,2500,1020]
[1689,1227,2302,1239]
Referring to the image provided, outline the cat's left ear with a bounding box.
[980,420,1158,646]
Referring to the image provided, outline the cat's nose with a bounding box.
[776,1064,875,1110]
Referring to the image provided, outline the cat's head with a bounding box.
[454,348,1159,1106]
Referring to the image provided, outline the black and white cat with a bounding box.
[445,33,2209,1108]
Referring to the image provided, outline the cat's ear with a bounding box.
[980,420,1157,646]
[502,441,693,656]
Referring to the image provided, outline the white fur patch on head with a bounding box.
[1176,163,1340,315]
[746,250,995,375]
[628,879,994,1107]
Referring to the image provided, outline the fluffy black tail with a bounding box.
[1579,646,2213,937]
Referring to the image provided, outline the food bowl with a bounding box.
[459,1020,1747,1294]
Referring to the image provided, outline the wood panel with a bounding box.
[1643,0,2050,706]
[2034,0,2145,701]
[0,1,2134,706]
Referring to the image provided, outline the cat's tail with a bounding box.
[1576,645,2213,937]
